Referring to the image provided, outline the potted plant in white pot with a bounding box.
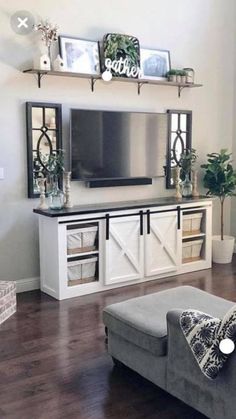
[201,149,236,263]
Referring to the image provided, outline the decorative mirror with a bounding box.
[26,102,62,198]
[166,109,192,189]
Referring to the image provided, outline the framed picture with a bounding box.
[140,48,171,80]
[103,33,140,78]
[59,36,100,74]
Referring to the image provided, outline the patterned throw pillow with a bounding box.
[180,306,236,379]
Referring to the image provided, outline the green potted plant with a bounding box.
[166,69,178,82]
[201,149,236,263]
[179,148,197,197]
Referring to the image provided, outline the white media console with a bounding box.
[34,197,212,300]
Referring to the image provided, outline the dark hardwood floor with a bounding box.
[1,258,236,419]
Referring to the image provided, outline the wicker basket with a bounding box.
[182,239,204,263]
[183,212,203,236]
[67,225,98,255]
[68,257,98,286]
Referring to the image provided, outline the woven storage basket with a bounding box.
[182,239,204,263]
[68,257,98,286]
[67,225,98,255]
[183,212,203,236]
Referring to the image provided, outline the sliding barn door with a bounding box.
[145,210,181,277]
[105,215,144,285]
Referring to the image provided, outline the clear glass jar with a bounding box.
[47,174,64,210]
[181,173,192,197]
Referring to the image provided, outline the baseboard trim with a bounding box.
[16,277,40,293]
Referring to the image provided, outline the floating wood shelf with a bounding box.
[23,69,203,97]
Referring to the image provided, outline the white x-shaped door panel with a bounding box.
[105,216,144,285]
[145,211,181,277]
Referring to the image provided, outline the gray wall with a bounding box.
[0,0,235,283]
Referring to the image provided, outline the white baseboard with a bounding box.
[16,277,40,293]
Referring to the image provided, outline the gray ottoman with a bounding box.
[103,286,235,419]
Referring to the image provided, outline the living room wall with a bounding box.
[0,0,235,287]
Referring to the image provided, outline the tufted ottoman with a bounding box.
[0,281,16,325]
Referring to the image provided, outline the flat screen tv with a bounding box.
[71,109,168,184]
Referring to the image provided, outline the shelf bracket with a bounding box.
[35,72,46,88]
[89,77,98,92]
[178,86,186,98]
[137,82,145,95]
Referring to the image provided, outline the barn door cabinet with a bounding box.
[35,198,212,300]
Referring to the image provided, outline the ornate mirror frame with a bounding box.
[26,102,62,198]
[166,109,192,189]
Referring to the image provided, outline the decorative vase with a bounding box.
[48,175,64,210]
[64,171,73,208]
[181,173,192,197]
[53,54,65,72]
[192,169,199,197]
[37,178,48,210]
[183,68,195,84]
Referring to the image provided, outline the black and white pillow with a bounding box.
[180,306,236,379]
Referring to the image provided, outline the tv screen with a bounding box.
[71,109,168,180]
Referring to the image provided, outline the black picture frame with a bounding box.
[166,109,192,189]
[26,102,62,198]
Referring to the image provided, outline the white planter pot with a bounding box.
[212,235,235,264]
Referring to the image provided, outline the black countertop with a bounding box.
[33,196,211,218]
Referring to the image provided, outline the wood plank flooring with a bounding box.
[1,258,236,419]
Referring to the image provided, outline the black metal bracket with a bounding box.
[178,86,187,98]
[35,72,46,88]
[147,210,151,235]
[139,211,144,236]
[177,206,181,230]
[89,77,98,92]
[105,214,110,240]
[137,81,148,95]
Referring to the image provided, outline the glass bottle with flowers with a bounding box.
[179,148,197,197]
[41,150,65,210]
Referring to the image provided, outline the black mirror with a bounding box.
[166,109,192,189]
[26,102,62,198]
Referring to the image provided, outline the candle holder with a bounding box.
[64,172,73,208]
[37,178,48,210]
[192,169,199,197]
[173,166,182,199]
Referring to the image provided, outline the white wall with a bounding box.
[0,0,235,283]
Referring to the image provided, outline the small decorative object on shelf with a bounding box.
[173,166,182,199]
[53,54,65,71]
[192,169,199,197]
[34,53,51,71]
[179,148,197,197]
[64,171,73,208]
[167,69,187,83]
[37,177,48,209]
[41,150,65,210]
[102,33,140,79]
[34,20,58,67]
[183,68,195,84]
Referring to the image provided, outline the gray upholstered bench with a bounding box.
[103,286,236,419]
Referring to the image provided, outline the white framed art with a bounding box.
[59,36,100,74]
[140,48,171,80]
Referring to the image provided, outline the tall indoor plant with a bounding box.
[201,149,236,263]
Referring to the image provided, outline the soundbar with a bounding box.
[87,177,152,188]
